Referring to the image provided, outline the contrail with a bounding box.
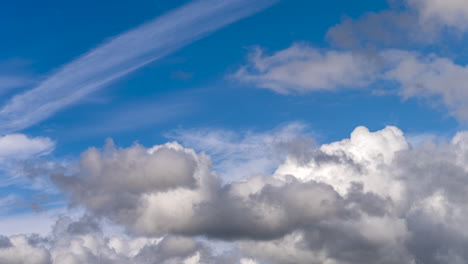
[0,0,278,133]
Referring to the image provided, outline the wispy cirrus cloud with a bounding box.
[0,0,278,134]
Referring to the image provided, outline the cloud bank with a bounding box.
[1,124,464,263]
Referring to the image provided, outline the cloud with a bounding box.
[0,235,50,264]
[234,44,468,121]
[408,0,468,31]
[233,44,378,93]
[326,9,431,50]
[0,215,242,264]
[51,140,219,238]
[168,122,314,182]
[0,134,54,162]
[0,133,55,189]
[10,124,468,262]
[382,51,468,120]
[0,0,278,134]
[230,1,468,121]
[326,0,468,50]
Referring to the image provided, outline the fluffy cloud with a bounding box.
[233,44,378,93]
[0,235,50,264]
[0,215,225,264]
[8,124,468,263]
[408,0,468,31]
[235,44,468,121]
[0,134,54,161]
[232,0,468,121]
[275,125,409,201]
[52,140,218,237]
[383,51,468,120]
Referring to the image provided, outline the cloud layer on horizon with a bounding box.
[4,124,468,263]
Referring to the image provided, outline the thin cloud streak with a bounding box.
[0,0,278,134]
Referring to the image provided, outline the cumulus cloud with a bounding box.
[231,1,468,121]
[233,44,378,93]
[0,134,54,162]
[383,51,468,120]
[234,44,468,120]
[408,0,468,31]
[9,124,468,262]
[0,215,227,264]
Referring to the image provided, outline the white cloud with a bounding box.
[0,134,54,161]
[233,43,378,93]
[275,126,409,202]
[383,51,468,120]
[408,0,468,31]
[0,133,55,190]
[0,216,235,264]
[0,235,50,264]
[0,0,278,134]
[235,44,468,121]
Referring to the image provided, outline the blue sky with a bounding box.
[1,0,459,152]
[3,0,468,263]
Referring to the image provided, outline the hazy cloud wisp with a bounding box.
[0,0,279,134]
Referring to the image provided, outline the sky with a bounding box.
[2,0,468,263]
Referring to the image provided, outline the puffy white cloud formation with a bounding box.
[37,125,468,263]
[233,44,377,93]
[383,51,468,120]
[0,235,50,264]
[408,0,468,31]
[232,1,468,122]
[0,134,54,161]
[235,44,468,121]
[0,215,232,264]
[275,125,409,201]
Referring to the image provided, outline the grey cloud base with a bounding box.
[13,125,463,263]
